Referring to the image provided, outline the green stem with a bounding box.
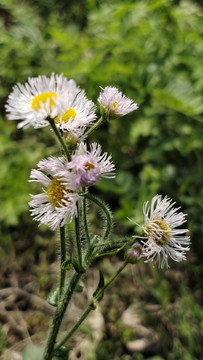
[94,261,127,301]
[83,193,113,242]
[55,306,92,350]
[75,202,82,268]
[55,262,128,351]
[48,118,71,160]
[42,272,81,360]
[59,226,66,298]
[83,195,90,247]
[85,116,104,137]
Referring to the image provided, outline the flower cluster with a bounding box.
[5,72,192,360]
[5,74,136,229]
[28,143,115,230]
[5,74,138,138]
[6,73,190,268]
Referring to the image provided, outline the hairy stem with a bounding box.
[75,202,82,268]
[85,116,103,136]
[55,306,92,350]
[42,272,81,360]
[55,262,128,350]
[83,193,113,242]
[59,226,66,298]
[83,196,90,247]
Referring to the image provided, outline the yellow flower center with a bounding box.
[146,217,171,246]
[112,101,118,108]
[31,92,57,111]
[47,178,67,207]
[55,108,77,124]
[85,161,95,170]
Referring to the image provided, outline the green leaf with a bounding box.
[62,258,72,271]
[93,270,105,302]
[96,245,126,258]
[47,286,59,307]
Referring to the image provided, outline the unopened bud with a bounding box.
[125,242,143,264]
[63,132,79,152]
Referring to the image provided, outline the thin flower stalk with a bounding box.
[42,272,81,360]
[83,193,113,243]
[48,118,71,160]
[59,226,66,299]
[55,261,128,351]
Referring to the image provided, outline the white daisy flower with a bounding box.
[5,73,84,129]
[54,90,97,139]
[98,86,138,118]
[65,142,116,189]
[29,156,81,230]
[138,195,190,268]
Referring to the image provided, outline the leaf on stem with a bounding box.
[93,270,105,302]
[62,258,73,271]
[72,258,86,273]
[47,286,59,307]
[96,244,126,258]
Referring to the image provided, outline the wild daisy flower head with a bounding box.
[54,90,97,139]
[98,86,138,119]
[66,142,116,189]
[130,195,190,268]
[29,156,81,230]
[5,73,94,132]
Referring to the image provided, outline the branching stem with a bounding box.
[55,261,128,350]
[85,116,104,136]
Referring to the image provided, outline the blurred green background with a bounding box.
[0,0,202,359]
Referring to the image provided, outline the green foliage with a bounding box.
[0,117,47,225]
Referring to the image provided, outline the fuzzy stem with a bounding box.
[75,202,82,268]
[85,116,104,136]
[55,261,128,350]
[42,272,81,360]
[59,226,66,298]
[83,193,113,242]
[55,306,92,350]
[83,196,90,247]
[48,118,71,160]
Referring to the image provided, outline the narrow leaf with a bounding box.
[96,245,126,258]
[93,270,105,302]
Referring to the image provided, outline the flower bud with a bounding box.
[125,242,143,264]
[63,131,79,152]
